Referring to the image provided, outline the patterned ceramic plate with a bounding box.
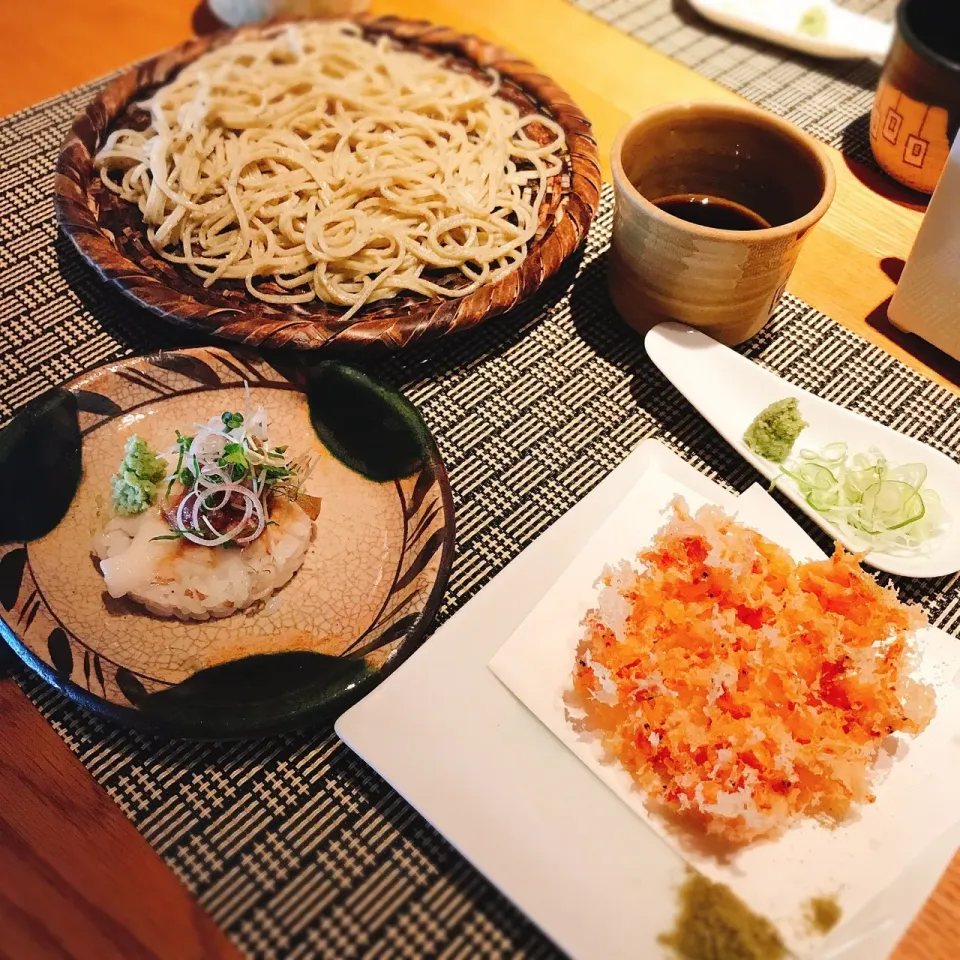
[0,348,454,737]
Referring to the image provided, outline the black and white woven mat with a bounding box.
[569,0,896,165]
[4,74,960,959]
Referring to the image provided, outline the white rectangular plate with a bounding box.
[337,440,960,960]
[489,466,960,956]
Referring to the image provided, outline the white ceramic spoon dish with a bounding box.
[687,0,894,60]
[645,322,960,578]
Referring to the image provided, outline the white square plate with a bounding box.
[490,465,960,956]
[337,440,960,959]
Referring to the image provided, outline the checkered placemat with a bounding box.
[4,73,960,959]
[570,0,896,164]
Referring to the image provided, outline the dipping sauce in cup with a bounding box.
[609,101,835,346]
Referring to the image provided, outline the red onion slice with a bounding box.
[172,483,263,547]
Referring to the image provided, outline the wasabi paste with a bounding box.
[111,435,168,516]
[743,398,807,463]
[797,5,829,38]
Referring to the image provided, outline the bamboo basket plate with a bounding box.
[54,15,601,351]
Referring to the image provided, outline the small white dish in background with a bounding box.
[645,322,960,579]
[688,0,894,60]
[208,0,369,28]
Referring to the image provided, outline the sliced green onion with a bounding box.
[151,526,204,542]
[806,489,839,511]
[845,466,880,499]
[820,442,847,462]
[797,463,836,490]
[801,442,846,464]
[887,462,927,490]
[779,443,944,554]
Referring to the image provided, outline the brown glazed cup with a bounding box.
[870,0,960,194]
[609,102,835,346]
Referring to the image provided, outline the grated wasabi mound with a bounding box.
[743,398,807,463]
[110,435,168,516]
[798,5,829,38]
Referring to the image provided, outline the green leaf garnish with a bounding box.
[150,526,204,542]
[218,442,249,481]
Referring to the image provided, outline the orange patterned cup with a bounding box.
[870,0,960,195]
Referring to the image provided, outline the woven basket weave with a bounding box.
[54,15,602,351]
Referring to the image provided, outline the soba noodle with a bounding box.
[94,21,567,319]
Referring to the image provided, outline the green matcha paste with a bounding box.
[743,398,807,463]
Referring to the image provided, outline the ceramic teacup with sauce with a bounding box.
[609,102,836,346]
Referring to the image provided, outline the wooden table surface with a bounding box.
[1,1,958,958]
